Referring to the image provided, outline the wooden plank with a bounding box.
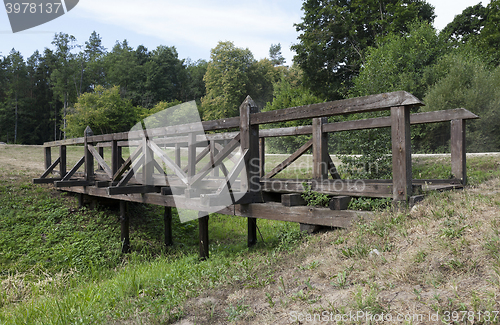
[234,203,373,228]
[88,144,113,179]
[40,157,60,179]
[451,119,466,185]
[391,106,412,202]
[113,143,143,181]
[198,213,209,260]
[97,146,104,171]
[189,133,241,187]
[327,155,341,179]
[250,91,423,125]
[210,141,219,177]
[263,139,313,179]
[215,149,248,197]
[59,145,66,178]
[214,143,238,163]
[148,140,188,185]
[313,117,328,180]
[33,178,61,184]
[240,96,260,193]
[175,143,182,168]
[164,207,173,247]
[187,133,197,179]
[108,185,161,195]
[112,140,119,175]
[62,156,85,181]
[120,201,130,253]
[84,127,94,182]
[281,193,306,207]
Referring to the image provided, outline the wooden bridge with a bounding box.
[33,91,478,258]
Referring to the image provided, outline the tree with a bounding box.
[269,43,286,66]
[4,50,28,143]
[183,59,208,103]
[292,0,435,100]
[441,3,487,44]
[65,85,139,137]
[480,0,500,64]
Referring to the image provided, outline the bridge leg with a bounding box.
[391,106,412,204]
[120,201,130,253]
[248,217,257,247]
[164,206,173,247]
[198,212,209,260]
[451,119,466,185]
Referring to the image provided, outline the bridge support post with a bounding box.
[391,106,412,204]
[59,145,66,178]
[198,212,209,260]
[120,200,130,253]
[164,206,173,247]
[240,96,260,247]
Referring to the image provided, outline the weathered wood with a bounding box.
[108,185,161,195]
[62,156,85,181]
[183,145,210,174]
[117,155,144,187]
[187,132,197,178]
[250,91,423,125]
[313,117,328,180]
[88,144,113,179]
[214,142,239,164]
[113,143,143,181]
[215,149,248,196]
[451,119,466,185]
[120,201,130,253]
[84,127,94,182]
[112,140,119,175]
[164,207,173,247]
[391,106,412,202]
[33,177,61,184]
[248,216,257,247]
[97,146,104,171]
[40,157,60,178]
[175,143,182,168]
[59,145,67,178]
[189,133,241,187]
[44,147,51,170]
[148,140,188,185]
[281,193,306,207]
[234,203,373,228]
[198,212,209,260]
[54,180,94,187]
[259,138,265,178]
[329,196,352,210]
[264,139,313,179]
[326,156,341,179]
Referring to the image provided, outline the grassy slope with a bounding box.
[0,145,499,324]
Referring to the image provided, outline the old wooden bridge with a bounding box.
[33,91,478,258]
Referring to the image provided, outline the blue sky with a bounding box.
[0,0,491,64]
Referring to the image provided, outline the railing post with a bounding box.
[175,143,182,168]
[44,147,51,171]
[240,96,259,247]
[112,140,119,175]
[59,145,66,178]
[259,137,266,178]
[142,133,154,185]
[451,119,466,185]
[312,117,328,180]
[97,146,104,171]
[84,126,94,182]
[391,106,412,203]
[210,141,219,177]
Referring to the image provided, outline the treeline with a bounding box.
[1,0,500,158]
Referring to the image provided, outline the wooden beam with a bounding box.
[148,140,188,185]
[117,155,144,187]
[263,139,313,179]
[88,144,113,179]
[329,196,352,210]
[259,137,265,178]
[54,180,94,187]
[113,143,143,181]
[250,91,423,125]
[189,133,241,187]
[40,157,60,179]
[215,149,248,196]
[33,178,61,184]
[391,106,412,202]
[62,156,85,181]
[451,119,466,185]
[327,156,341,179]
[59,145,66,178]
[281,193,307,207]
[183,145,210,173]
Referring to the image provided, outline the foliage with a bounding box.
[65,85,140,137]
[301,183,330,207]
[262,73,324,153]
[292,0,435,100]
[348,197,391,211]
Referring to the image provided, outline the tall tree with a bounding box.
[4,50,28,143]
[292,0,435,100]
[441,3,487,44]
[269,43,286,66]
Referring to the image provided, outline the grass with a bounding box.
[1,145,500,324]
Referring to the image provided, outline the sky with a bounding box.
[0,0,492,64]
